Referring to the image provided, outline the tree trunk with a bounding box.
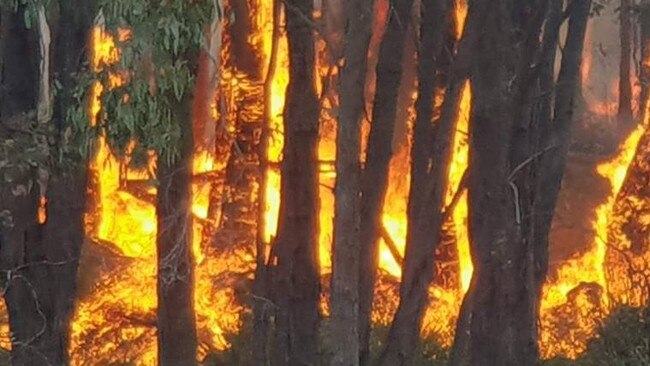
[0,1,95,364]
[619,0,633,123]
[193,0,223,152]
[212,0,263,254]
[329,0,373,365]
[357,1,416,363]
[271,0,321,365]
[450,5,525,365]
[230,0,259,77]
[323,0,346,59]
[156,96,198,366]
[534,0,591,294]
[252,1,281,365]
[638,4,650,121]
[374,1,457,364]
[537,0,563,135]
[449,1,590,366]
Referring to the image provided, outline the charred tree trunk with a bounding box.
[230,0,259,77]
[374,1,458,365]
[212,4,264,253]
[156,96,198,366]
[0,1,95,364]
[252,1,281,365]
[619,0,633,123]
[271,0,321,365]
[358,0,416,363]
[329,0,373,365]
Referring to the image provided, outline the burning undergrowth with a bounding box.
[1,0,649,364]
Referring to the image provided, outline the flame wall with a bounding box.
[19,1,648,364]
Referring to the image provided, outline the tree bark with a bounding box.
[638,4,650,121]
[449,1,590,366]
[534,0,591,291]
[230,0,259,77]
[357,1,416,363]
[0,1,95,364]
[329,0,374,365]
[156,95,198,366]
[193,0,223,152]
[619,0,633,123]
[323,0,346,59]
[374,1,457,364]
[450,5,525,365]
[271,1,321,365]
[211,0,263,254]
[252,1,281,365]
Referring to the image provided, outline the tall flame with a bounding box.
[49,1,650,363]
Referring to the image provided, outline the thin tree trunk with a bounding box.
[329,0,373,365]
[193,0,223,152]
[252,1,281,365]
[271,0,321,365]
[534,0,591,290]
[212,0,263,253]
[537,0,563,135]
[619,0,633,123]
[374,1,457,364]
[323,0,346,59]
[638,4,650,121]
[358,1,416,363]
[156,96,198,366]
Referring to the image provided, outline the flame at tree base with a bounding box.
[0,2,645,364]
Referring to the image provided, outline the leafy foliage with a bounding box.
[94,0,216,165]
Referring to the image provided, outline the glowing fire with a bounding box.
[37,1,650,363]
[71,21,249,365]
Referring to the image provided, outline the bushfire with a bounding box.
[2,0,648,365]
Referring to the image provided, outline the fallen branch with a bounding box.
[441,169,468,223]
[380,224,403,267]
